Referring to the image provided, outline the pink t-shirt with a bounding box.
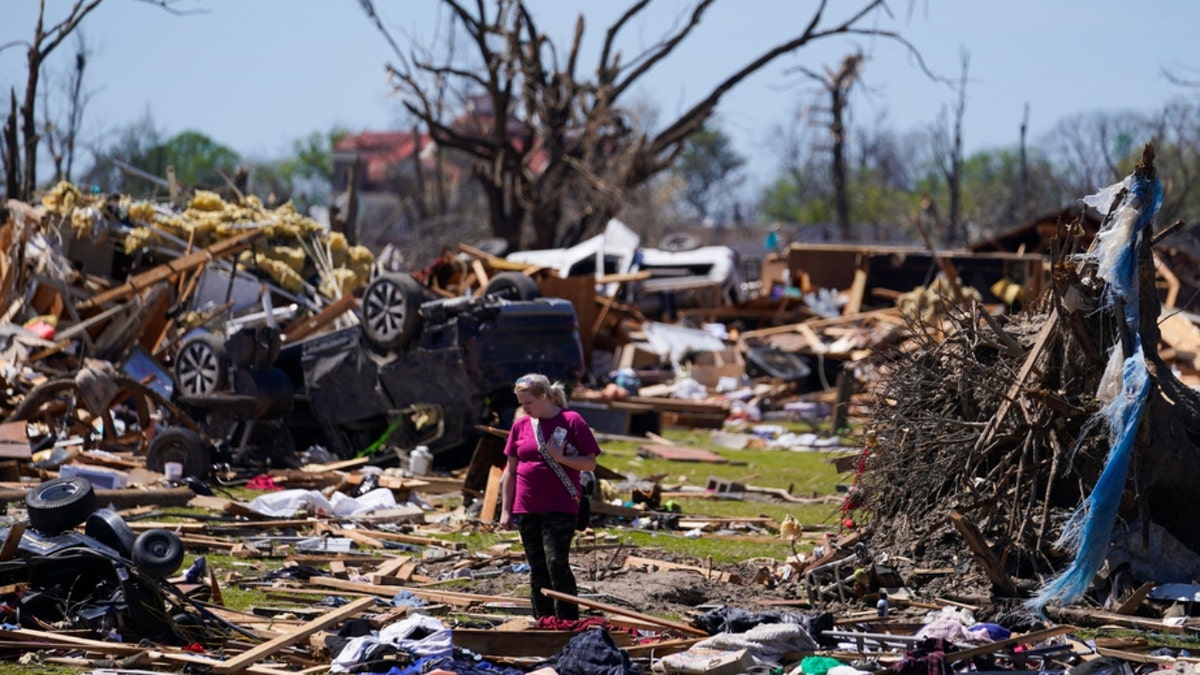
[504,409,601,515]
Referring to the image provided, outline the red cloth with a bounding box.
[536,616,612,632]
[246,474,282,491]
[504,410,601,515]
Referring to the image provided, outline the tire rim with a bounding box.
[39,481,83,500]
[177,340,222,396]
[363,277,409,342]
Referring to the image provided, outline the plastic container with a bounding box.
[409,445,433,477]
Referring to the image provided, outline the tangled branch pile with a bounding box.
[855,150,1200,601]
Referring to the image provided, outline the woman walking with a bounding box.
[500,373,601,620]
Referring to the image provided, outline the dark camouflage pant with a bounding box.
[517,511,579,620]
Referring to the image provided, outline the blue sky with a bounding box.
[3,1,1198,194]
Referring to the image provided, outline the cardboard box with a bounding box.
[687,346,745,389]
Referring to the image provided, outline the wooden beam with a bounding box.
[212,596,375,673]
[539,588,707,636]
[948,510,1019,596]
[77,229,263,310]
[480,464,504,523]
[282,292,358,343]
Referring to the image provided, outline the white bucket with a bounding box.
[164,462,183,481]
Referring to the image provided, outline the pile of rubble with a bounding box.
[4,153,1200,673]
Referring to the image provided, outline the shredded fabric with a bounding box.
[1027,162,1162,614]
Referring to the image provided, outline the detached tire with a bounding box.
[26,477,97,535]
[85,508,137,558]
[133,529,185,579]
[483,272,542,301]
[146,427,211,479]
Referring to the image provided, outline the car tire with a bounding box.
[174,333,229,396]
[25,476,98,535]
[146,427,211,480]
[361,273,426,350]
[85,508,137,558]
[484,272,542,301]
[132,529,185,579]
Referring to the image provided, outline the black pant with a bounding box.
[517,511,579,620]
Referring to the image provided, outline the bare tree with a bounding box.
[6,0,103,200]
[41,32,93,183]
[931,48,968,246]
[363,0,926,250]
[790,51,864,240]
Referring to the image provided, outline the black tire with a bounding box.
[658,232,701,252]
[85,508,137,558]
[174,333,229,396]
[146,427,211,479]
[483,272,542,301]
[361,273,425,350]
[25,477,97,535]
[132,529,185,579]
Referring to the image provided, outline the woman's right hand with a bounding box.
[499,512,514,530]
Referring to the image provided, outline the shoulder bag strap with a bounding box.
[530,418,579,502]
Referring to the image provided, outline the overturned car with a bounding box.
[161,271,585,473]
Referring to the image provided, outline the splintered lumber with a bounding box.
[637,445,728,463]
[948,511,1018,596]
[945,625,1076,663]
[77,229,264,310]
[212,596,376,673]
[282,291,358,343]
[623,555,740,584]
[539,588,708,636]
[308,577,529,608]
[452,628,631,657]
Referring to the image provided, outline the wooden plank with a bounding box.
[636,445,727,463]
[539,588,707,636]
[948,510,1019,596]
[947,625,1076,663]
[480,464,504,523]
[1114,581,1154,615]
[213,596,375,673]
[452,628,631,657]
[0,421,32,460]
[623,554,739,584]
[282,292,358,344]
[77,229,263,310]
[308,577,528,608]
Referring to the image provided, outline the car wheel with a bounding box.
[174,333,229,396]
[85,508,137,558]
[361,273,425,350]
[26,476,98,535]
[146,427,211,479]
[133,529,185,579]
[484,272,542,301]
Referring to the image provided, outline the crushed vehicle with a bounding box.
[160,270,586,474]
[3,476,211,643]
